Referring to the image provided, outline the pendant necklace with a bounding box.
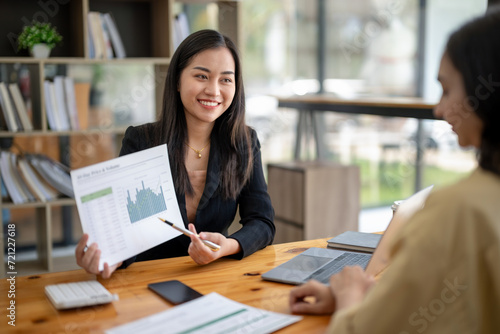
[186,142,209,158]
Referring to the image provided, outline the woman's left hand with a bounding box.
[329,265,376,311]
[187,224,241,265]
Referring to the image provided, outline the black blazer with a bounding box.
[120,123,275,267]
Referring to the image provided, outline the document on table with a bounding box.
[71,144,183,271]
[105,292,302,334]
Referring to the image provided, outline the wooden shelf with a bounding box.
[0,127,128,138]
[1,198,76,209]
[0,57,171,65]
[0,0,242,278]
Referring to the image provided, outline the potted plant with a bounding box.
[17,21,63,58]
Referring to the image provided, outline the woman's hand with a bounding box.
[289,279,336,315]
[329,265,376,311]
[75,234,122,279]
[187,224,241,265]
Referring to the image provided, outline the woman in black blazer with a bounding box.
[76,29,275,278]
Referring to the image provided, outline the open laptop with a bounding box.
[261,185,433,285]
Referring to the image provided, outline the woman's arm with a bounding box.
[227,130,276,258]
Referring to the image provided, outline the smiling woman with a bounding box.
[178,47,236,131]
[75,29,275,278]
[434,53,484,148]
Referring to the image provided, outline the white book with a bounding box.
[88,11,105,59]
[0,151,24,203]
[44,81,60,130]
[100,12,114,59]
[53,76,71,131]
[0,151,34,204]
[18,157,59,202]
[25,153,74,198]
[0,82,19,132]
[8,83,33,131]
[87,24,95,59]
[9,152,36,202]
[64,77,80,130]
[103,12,126,58]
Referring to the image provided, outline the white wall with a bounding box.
[423,0,488,102]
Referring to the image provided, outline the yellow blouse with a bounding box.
[328,168,500,333]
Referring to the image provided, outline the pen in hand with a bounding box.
[158,217,221,251]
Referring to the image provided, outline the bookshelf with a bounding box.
[0,0,241,277]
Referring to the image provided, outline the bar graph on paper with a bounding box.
[71,144,184,272]
[126,180,167,223]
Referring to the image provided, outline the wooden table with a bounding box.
[1,239,332,333]
[277,94,436,120]
[277,94,437,191]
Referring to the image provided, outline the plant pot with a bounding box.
[31,43,51,58]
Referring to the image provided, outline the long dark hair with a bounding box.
[152,29,252,199]
[446,6,500,175]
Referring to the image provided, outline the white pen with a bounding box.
[158,217,221,251]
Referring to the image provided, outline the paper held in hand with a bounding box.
[70,144,184,271]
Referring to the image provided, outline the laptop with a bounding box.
[261,185,434,285]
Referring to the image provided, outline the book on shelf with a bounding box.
[87,22,95,59]
[87,11,126,59]
[53,76,72,131]
[327,231,383,253]
[44,77,82,131]
[0,103,6,131]
[0,151,23,203]
[25,153,74,198]
[99,12,114,59]
[0,150,74,204]
[0,82,20,132]
[10,152,37,203]
[17,156,59,202]
[88,11,106,59]
[44,81,61,130]
[8,83,33,131]
[74,82,91,130]
[63,77,80,130]
[0,151,36,204]
[102,12,126,58]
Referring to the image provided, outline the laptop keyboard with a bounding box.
[305,253,372,284]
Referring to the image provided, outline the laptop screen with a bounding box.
[364,185,433,276]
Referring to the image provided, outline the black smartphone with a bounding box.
[148,280,203,305]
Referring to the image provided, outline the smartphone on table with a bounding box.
[148,280,203,305]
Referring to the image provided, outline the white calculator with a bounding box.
[45,280,119,310]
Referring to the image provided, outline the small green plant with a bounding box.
[17,21,63,51]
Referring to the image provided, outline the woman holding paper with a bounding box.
[76,29,275,278]
[289,7,500,333]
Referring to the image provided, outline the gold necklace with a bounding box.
[186,142,209,158]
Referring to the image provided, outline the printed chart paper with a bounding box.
[106,292,302,334]
[71,144,183,271]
